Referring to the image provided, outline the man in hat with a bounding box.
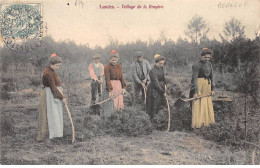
[88,54,104,105]
[132,51,151,105]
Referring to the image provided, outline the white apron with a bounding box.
[46,87,63,139]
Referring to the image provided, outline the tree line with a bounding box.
[1,15,259,76]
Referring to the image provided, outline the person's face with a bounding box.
[94,58,100,63]
[110,57,118,65]
[201,54,211,62]
[50,63,61,70]
[137,56,143,62]
[155,60,165,67]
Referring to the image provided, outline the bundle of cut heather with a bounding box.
[103,106,153,137]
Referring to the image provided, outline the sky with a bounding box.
[1,0,260,48]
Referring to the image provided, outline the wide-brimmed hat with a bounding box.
[135,51,144,57]
[92,54,101,59]
[201,48,213,56]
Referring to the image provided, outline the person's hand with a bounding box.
[109,92,112,98]
[141,82,146,88]
[98,80,103,84]
[193,94,198,98]
[62,98,67,104]
[211,91,215,95]
[164,92,167,97]
[122,88,126,94]
[142,79,147,84]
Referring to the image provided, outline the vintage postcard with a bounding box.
[0,0,260,165]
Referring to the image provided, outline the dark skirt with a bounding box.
[36,89,49,141]
[145,84,165,119]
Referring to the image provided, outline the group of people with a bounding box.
[36,48,216,142]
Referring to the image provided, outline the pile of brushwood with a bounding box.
[103,107,153,137]
[152,77,192,132]
[152,103,192,132]
[194,100,260,147]
[82,106,153,139]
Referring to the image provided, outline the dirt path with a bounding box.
[0,98,247,165]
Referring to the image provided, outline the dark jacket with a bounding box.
[149,65,166,95]
[42,66,64,100]
[190,60,214,97]
[104,63,127,92]
[146,65,166,119]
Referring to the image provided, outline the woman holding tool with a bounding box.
[99,50,127,118]
[190,48,215,129]
[37,54,68,142]
[146,54,167,120]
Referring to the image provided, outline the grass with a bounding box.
[0,64,258,165]
[1,92,253,165]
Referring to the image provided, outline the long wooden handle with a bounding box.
[65,103,75,143]
[165,85,171,132]
[181,94,212,102]
[93,92,123,106]
[59,89,75,143]
[100,83,102,94]
[143,85,147,105]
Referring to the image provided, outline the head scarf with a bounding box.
[154,54,165,63]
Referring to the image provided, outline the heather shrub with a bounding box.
[102,106,153,137]
[1,116,15,137]
[29,76,41,87]
[193,101,254,147]
[152,104,192,132]
[82,114,104,139]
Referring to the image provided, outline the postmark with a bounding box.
[0,3,46,53]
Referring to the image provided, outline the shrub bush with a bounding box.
[0,91,11,100]
[165,77,186,99]
[1,116,15,136]
[102,106,153,137]
[1,76,13,83]
[29,76,41,87]
[82,114,104,139]
[2,81,15,92]
[152,104,192,132]
[194,101,247,146]
[152,108,169,131]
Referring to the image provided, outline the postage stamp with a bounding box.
[0,2,45,53]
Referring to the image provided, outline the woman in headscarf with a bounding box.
[190,48,215,129]
[100,50,126,118]
[146,54,166,120]
[36,53,67,142]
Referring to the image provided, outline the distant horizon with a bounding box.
[0,32,259,50]
[44,31,260,49]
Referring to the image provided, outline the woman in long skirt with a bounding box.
[100,50,127,118]
[146,54,166,120]
[190,48,215,128]
[36,54,67,142]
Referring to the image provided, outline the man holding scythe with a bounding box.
[88,54,104,106]
[132,51,151,106]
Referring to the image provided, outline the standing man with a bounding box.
[132,51,151,105]
[88,54,104,106]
